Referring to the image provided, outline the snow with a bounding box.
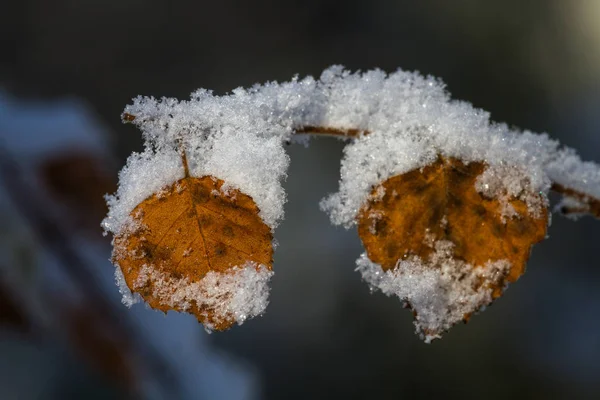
[356,241,512,343]
[105,65,600,339]
[474,163,547,220]
[134,262,273,331]
[103,148,184,235]
[187,127,288,229]
[106,66,600,235]
[0,90,259,398]
[320,129,438,227]
[546,147,600,203]
[114,266,141,307]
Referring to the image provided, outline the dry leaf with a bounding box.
[357,157,548,335]
[114,175,273,330]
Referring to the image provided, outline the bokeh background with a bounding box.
[1,1,599,399]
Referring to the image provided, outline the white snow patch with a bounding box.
[187,127,288,229]
[105,66,600,238]
[356,240,511,343]
[546,147,600,203]
[475,164,547,220]
[102,148,184,235]
[135,262,273,331]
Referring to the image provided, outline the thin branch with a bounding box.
[181,150,191,178]
[121,113,600,219]
[296,126,600,218]
[294,125,367,138]
[176,139,191,178]
[551,183,600,218]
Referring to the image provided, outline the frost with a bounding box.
[318,98,559,228]
[188,128,288,229]
[475,164,547,220]
[103,148,184,235]
[136,262,273,331]
[546,147,600,202]
[105,65,600,237]
[115,266,141,307]
[356,241,512,343]
[320,130,438,227]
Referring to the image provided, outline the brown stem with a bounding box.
[295,125,368,138]
[551,183,600,218]
[180,148,191,178]
[122,112,136,122]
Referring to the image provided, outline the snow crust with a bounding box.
[356,241,511,343]
[134,262,273,331]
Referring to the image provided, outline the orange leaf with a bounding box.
[357,157,548,339]
[114,176,273,331]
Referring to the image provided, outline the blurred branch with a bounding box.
[551,183,600,218]
[0,143,180,398]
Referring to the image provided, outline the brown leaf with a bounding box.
[357,157,548,335]
[114,176,273,330]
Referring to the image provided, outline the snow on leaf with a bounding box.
[106,65,600,340]
[113,175,274,331]
[356,157,548,341]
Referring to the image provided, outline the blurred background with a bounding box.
[1,0,599,399]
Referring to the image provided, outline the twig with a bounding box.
[551,183,600,218]
[122,112,600,218]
